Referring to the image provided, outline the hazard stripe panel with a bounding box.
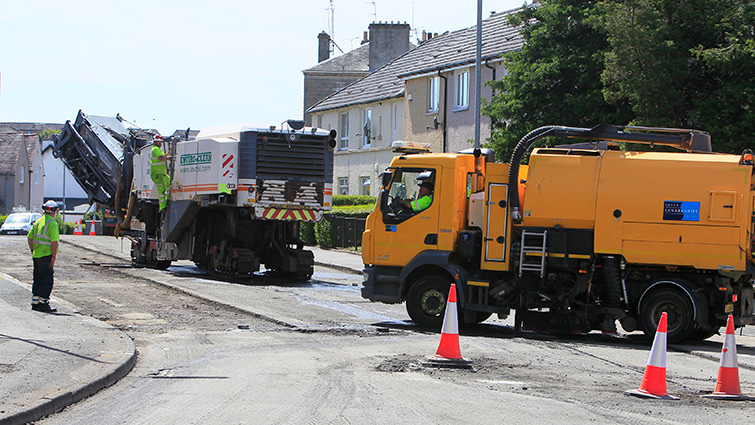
[262,208,318,221]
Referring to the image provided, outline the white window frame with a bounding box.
[19,166,25,184]
[428,76,440,112]
[454,70,470,110]
[361,108,372,148]
[360,176,371,196]
[340,112,349,150]
[338,177,349,195]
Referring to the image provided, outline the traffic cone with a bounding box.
[702,315,755,400]
[625,312,679,400]
[89,218,96,236]
[73,220,83,235]
[436,283,462,359]
[422,284,472,369]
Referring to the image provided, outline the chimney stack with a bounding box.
[317,31,331,63]
[368,22,411,71]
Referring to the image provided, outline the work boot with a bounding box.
[32,303,58,313]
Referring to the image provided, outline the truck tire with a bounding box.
[406,275,452,329]
[639,288,695,344]
[690,326,719,341]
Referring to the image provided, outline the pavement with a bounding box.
[0,236,364,425]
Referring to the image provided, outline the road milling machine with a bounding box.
[54,111,336,280]
[361,125,755,342]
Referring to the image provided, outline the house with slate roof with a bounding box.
[0,132,45,214]
[303,22,412,128]
[307,7,525,197]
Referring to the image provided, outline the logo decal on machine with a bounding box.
[180,152,212,165]
[385,225,397,232]
[663,201,700,221]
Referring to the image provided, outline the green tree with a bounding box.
[38,129,61,141]
[597,0,755,153]
[483,0,631,161]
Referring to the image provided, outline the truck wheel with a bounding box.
[639,288,695,344]
[690,326,719,341]
[406,275,452,329]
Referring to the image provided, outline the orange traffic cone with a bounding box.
[422,283,472,369]
[89,218,96,236]
[73,220,83,235]
[702,315,755,400]
[436,283,462,359]
[625,312,679,400]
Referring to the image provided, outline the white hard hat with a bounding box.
[42,200,59,212]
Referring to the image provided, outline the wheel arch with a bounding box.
[637,278,708,327]
[399,250,469,306]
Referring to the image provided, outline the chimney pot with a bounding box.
[317,31,331,63]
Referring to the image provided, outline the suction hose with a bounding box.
[507,126,562,222]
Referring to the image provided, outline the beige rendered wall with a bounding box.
[312,99,404,196]
[403,61,503,153]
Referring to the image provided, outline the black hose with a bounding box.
[601,256,622,308]
[507,126,561,222]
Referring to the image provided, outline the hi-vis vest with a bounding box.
[411,193,433,212]
[28,215,60,258]
[150,145,167,175]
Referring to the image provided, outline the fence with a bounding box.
[327,215,366,248]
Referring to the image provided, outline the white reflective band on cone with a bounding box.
[647,331,667,368]
[440,301,458,335]
[721,333,738,368]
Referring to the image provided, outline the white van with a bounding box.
[0,212,42,235]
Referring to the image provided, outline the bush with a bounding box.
[62,222,75,235]
[314,216,335,248]
[300,221,316,245]
[332,205,373,216]
[332,195,376,207]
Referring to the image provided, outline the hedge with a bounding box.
[300,195,377,247]
[332,195,376,207]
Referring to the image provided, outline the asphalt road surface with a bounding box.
[1,235,753,424]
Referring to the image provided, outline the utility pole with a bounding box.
[474,0,482,150]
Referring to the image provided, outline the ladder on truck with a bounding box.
[519,229,547,278]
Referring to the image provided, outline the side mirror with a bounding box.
[380,171,393,188]
[380,189,389,212]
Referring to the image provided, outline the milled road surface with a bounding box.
[1,235,753,424]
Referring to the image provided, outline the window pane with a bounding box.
[428,77,439,112]
[340,113,349,150]
[360,176,371,196]
[362,109,372,147]
[338,177,349,195]
[455,71,469,108]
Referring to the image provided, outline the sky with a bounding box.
[0,0,526,135]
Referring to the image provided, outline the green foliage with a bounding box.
[485,0,754,157]
[300,221,316,245]
[483,0,631,162]
[332,195,376,206]
[38,129,61,141]
[83,211,103,221]
[0,214,6,226]
[62,222,75,235]
[314,216,335,248]
[332,205,374,216]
